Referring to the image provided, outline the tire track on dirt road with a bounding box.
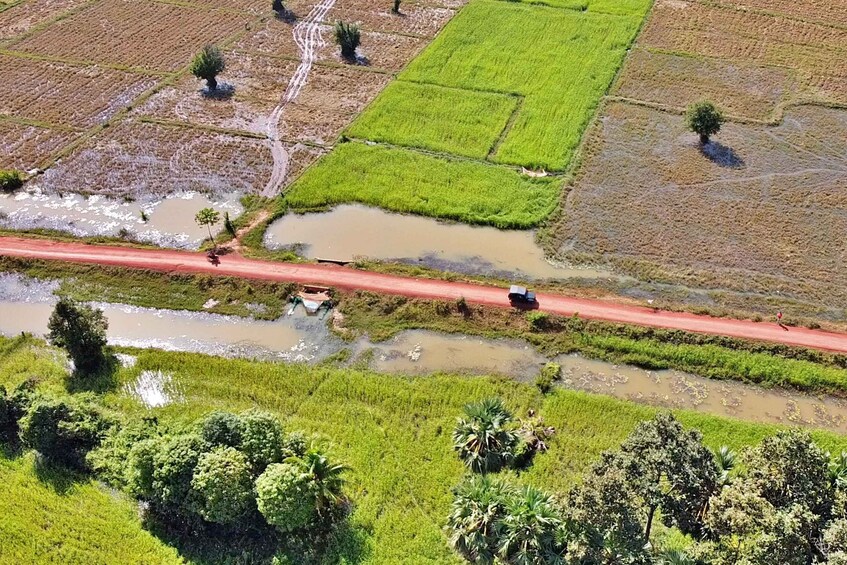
[3,235,847,354]
[262,0,337,197]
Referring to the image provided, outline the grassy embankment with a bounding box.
[3,334,847,563]
[0,255,296,320]
[336,292,847,395]
[283,0,649,227]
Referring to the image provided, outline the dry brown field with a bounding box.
[636,0,847,105]
[555,0,847,320]
[0,54,154,128]
[36,120,275,197]
[9,0,253,72]
[0,0,90,41]
[0,121,78,170]
[614,48,795,122]
[0,0,460,197]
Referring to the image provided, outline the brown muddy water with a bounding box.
[264,205,614,280]
[3,273,847,431]
[0,191,241,249]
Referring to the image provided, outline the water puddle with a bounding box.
[125,370,181,408]
[362,330,546,379]
[556,354,847,432]
[0,191,242,249]
[264,205,614,280]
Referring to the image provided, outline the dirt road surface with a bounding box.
[2,236,847,354]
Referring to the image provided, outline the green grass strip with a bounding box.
[284,142,560,229]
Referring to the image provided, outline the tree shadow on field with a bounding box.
[700,141,745,169]
[201,83,236,101]
[65,353,120,394]
[33,454,86,495]
[275,9,298,24]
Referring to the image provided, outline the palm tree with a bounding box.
[715,445,737,487]
[658,549,698,565]
[290,450,348,513]
[452,398,519,474]
[496,485,566,565]
[446,475,512,563]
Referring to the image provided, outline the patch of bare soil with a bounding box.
[556,102,847,312]
[0,121,78,170]
[328,0,455,37]
[33,119,274,197]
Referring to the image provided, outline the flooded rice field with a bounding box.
[0,190,241,249]
[2,273,846,431]
[264,205,614,280]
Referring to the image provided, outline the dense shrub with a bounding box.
[334,21,360,59]
[0,169,23,192]
[240,409,285,472]
[18,394,114,469]
[256,462,317,532]
[152,433,209,508]
[534,362,561,394]
[191,446,255,524]
[201,410,245,448]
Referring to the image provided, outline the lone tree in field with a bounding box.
[190,45,226,91]
[195,207,220,247]
[335,21,361,59]
[48,297,110,374]
[686,100,724,145]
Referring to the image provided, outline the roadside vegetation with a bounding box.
[3,334,847,562]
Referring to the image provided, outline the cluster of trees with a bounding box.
[448,406,847,564]
[89,409,349,539]
[1,381,350,559]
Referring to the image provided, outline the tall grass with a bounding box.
[345,81,519,159]
[400,0,642,170]
[284,142,560,229]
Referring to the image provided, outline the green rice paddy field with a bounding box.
[285,0,650,227]
[3,336,847,564]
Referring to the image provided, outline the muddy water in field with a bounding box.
[0,191,241,249]
[556,354,847,432]
[264,205,614,280]
[362,330,546,379]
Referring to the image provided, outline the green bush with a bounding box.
[0,169,23,192]
[191,447,255,524]
[201,411,245,448]
[151,433,209,508]
[47,297,110,375]
[534,362,561,394]
[526,311,550,331]
[256,462,317,532]
[19,394,114,470]
[241,410,285,473]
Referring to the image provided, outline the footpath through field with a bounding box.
[2,236,847,354]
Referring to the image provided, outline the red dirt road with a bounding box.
[2,236,847,354]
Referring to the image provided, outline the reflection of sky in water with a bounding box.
[0,191,241,249]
